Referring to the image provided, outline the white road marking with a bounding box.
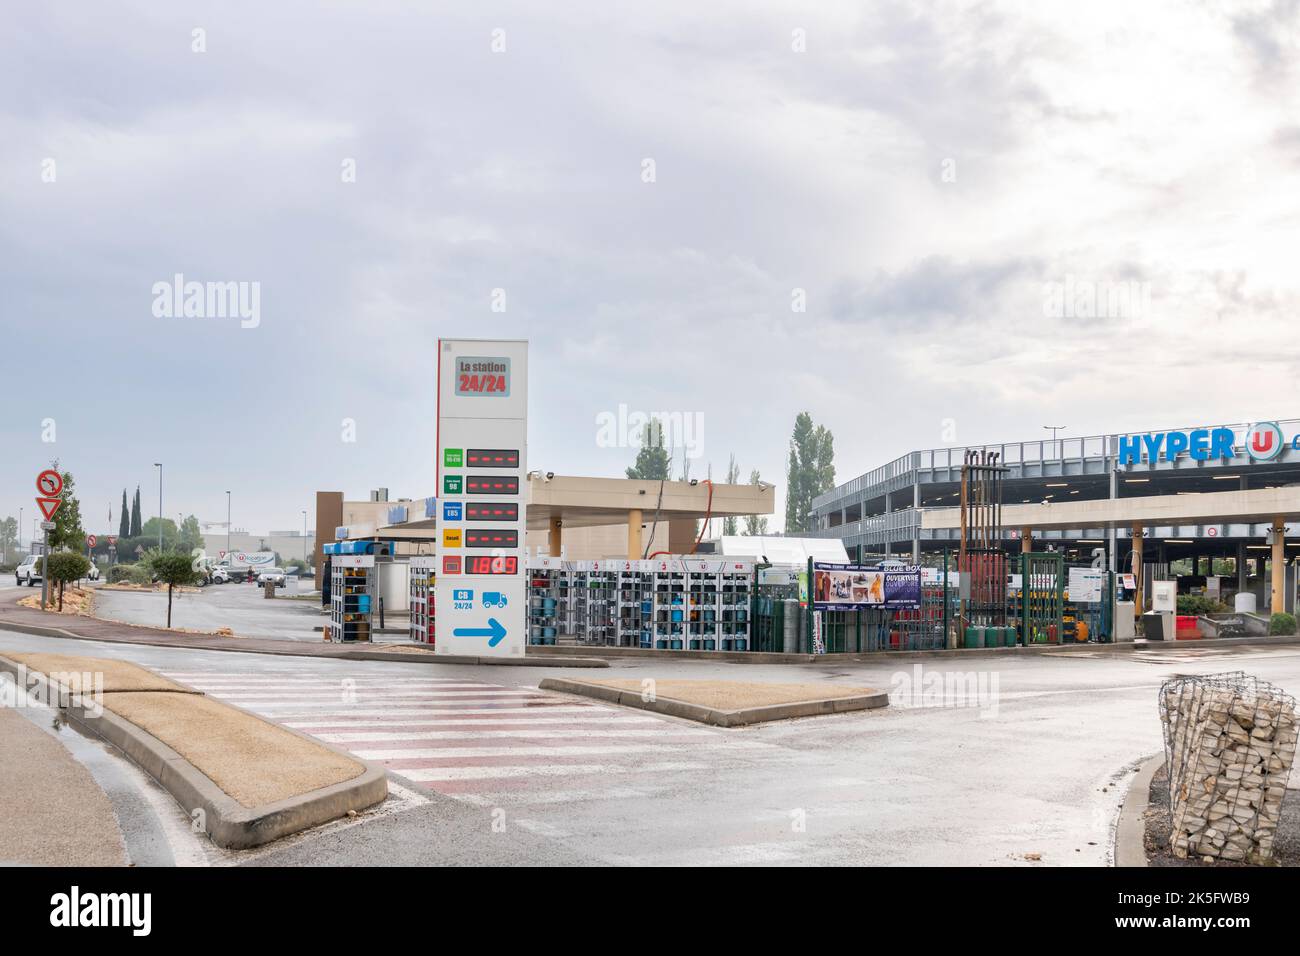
[355,743,702,760]
[318,728,706,742]
[401,761,709,782]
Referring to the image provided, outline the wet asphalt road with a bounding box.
[5,624,1300,866]
[92,579,329,641]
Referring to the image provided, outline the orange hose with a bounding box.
[690,479,713,555]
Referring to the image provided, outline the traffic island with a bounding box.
[18,586,94,616]
[0,652,387,850]
[538,677,889,727]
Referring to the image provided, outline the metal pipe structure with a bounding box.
[957,450,1009,640]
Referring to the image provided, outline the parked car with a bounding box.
[85,563,101,582]
[257,567,287,588]
[15,555,43,587]
[210,566,237,584]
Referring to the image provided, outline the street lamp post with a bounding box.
[1043,425,1066,460]
[226,491,231,555]
[302,510,308,563]
[154,463,163,550]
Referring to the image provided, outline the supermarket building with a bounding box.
[808,418,1300,613]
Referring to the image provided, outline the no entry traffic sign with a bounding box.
[36,469,63,498]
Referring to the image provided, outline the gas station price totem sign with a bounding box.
[435,340,528,657]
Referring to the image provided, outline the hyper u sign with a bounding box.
[1117,421,1290,466]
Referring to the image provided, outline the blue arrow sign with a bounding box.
[452,617,508,647]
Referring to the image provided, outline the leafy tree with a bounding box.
[0,516,16,562]
[130,487,142,537]
[743,470,770,536]
[626,422,671,480]
[146,551,198,628]
[141,517,179,549]
[179,515,203,553]
[47,466,85,553]
[119,490,130,539]
[723,454,741,535]
[111,536,152,564]
[784,412,835,533]
[45,551,91,611]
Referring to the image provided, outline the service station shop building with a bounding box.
[808,420,1300,616]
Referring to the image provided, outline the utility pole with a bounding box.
[1043,425,1066,460]
[154,463,163,550]
[302,510,308,562]
[39,522,50,610]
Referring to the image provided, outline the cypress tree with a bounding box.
[119,490,130,539]
[130,487,143,537]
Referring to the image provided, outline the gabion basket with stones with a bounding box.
[1159,672,1296,863]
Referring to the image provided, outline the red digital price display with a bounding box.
[465,502,519,522]
[466,449,519,469]
[466,475,519,495]
[465,530,519,549]
[465,555,518,575]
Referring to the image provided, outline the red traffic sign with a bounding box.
[36,469,63,498]
[37,497,62,521]
[87,534,98,548]
[108,536,117,546]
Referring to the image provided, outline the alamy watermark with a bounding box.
[0,665,104,718]
[889,664,1000,718]
[595,403,704,460]
[151,273,260,328]
[50,886,150,936]
[1043,275,1150,320]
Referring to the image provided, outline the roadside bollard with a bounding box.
[264,580,276,599]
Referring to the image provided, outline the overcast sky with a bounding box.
[3,0,1299,540]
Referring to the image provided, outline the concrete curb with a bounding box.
[0,654,388,850]
[528,634,1300,664]
[538,677,890,727]
[1134,635,1300,650]
[336,649,609,668]
[1114,753,1164,868]
[0,615,608,668]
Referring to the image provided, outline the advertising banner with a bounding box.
[811,562,922,611]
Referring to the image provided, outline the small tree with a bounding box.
[723,454,741,536]
[626,422,671,480]
[47,466,85,553]
[0,516,16,564]
[45,551,91,611]
[743,469,770,536]
[147,552,198,628]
